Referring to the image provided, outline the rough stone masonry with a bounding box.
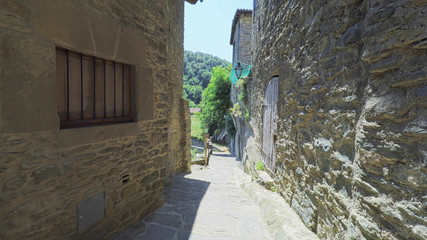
[234,0,427,239]
[0,0,191,239]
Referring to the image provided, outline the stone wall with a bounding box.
[240,0,427,239]
[0,0,190,239]
[238,14,253,65]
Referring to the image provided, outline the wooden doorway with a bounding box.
[262,77,278,171]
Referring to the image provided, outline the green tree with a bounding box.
[201,65,233,136]
[188,77,200,86]
[184,84,203,104]
[183,50,230,105]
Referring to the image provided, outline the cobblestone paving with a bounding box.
[110,152,272,240]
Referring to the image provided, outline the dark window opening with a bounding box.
[56,47,132,129]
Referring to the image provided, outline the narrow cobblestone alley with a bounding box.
[109,152,272,240]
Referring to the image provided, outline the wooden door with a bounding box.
[262,77,278,171]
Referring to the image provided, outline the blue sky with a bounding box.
[184,0,253,63]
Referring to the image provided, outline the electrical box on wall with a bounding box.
[77,192,105,232]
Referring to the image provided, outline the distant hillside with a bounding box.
[183,50,230,105]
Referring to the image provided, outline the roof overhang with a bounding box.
[185,0,203,4]
[230,9,252,45]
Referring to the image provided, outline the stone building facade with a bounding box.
[234,0,427,239]
[230,9,252,66]
[0,0,192,239]
[229,10,252,159]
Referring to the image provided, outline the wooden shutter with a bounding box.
[262,77,278,171]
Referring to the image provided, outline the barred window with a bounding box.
[56,47,132,129]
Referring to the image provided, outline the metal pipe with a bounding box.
[80,53,83,120]
[103,59,106,118]
[93,56,96,119]
[113,61,116,117]
[66,49,70,121]
[122,63,125,116]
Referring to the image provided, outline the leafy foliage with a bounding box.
[225,114,236,138]
[237,77,248,103]
[184,84,203,104]
[191,148,198,161]
[201,65,234,136]
[183,51,230,105]
[256,161,265,171]
[188,100,199,108]
[230,103,250,120]
[230,103,241,116]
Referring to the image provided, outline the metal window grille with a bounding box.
[56,47,132,129]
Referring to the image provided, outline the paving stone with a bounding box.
[109,232,134,240]
[125,221,147,237]
[157,203,194,217]
[193,212,230,226]
[223,210,263,222]
[189,224,232,236]
[234,220,263,237]
[144,212,182,229]
[180,223,195,234]
[137,224,176,240]
[110,152,273,240]
[177,232,234,240]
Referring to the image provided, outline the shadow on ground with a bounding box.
[109,172,210,240]
[211,153,233,158]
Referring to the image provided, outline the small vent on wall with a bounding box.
[120,171,132,184]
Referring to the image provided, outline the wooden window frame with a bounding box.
[56,47,133,129]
